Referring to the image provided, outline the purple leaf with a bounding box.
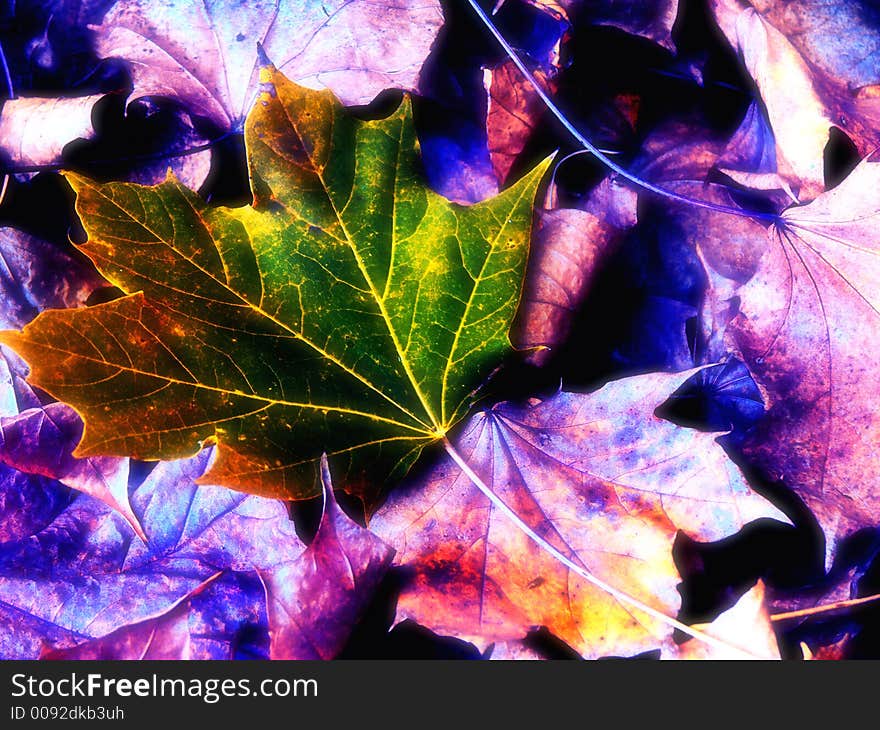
[0,450,392,659]
[0,228,103,331]
[0,403,143,540]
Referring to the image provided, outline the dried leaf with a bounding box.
[0,95,102,167]
[90,0,444,128]
[484,61,557,186]
[513,176,637,364]
[0,449,391,659]
[713,0,831,199]
[730,157,880,565]
[666,581,780,660]
[371,369,786,658]
[717,101,799,199]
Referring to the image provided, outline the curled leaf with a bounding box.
[0,95,102,167]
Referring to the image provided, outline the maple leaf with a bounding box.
[90,0,444,129]
[729,157,880,567]
[0,67,551,505]
[0,449,392,660]
[0,403,144,540]
[370,369,786,659]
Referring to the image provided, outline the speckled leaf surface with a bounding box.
[0,68,550,505]
[371,369,787,658]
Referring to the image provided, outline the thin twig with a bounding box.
[0,39,14,100]
[443,437,765,658]
[771,593,880,622]
[466,0,780,224]
[0,37,14,203]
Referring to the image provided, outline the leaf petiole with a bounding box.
[442,437,764,659]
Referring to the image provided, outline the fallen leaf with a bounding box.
[630,121,772,362]
[512,177,637,365]
[666,581,780,659]
[740,0,880,150]
[716,101,799,199]
[371,369,786,658]
[0,403,143,540]
[0,95,102,167]
[262,457,394,659]
[90,0,444,128]
[0,227,104,331]
[0,68,551,506]
[729,157,880,566]
[656,359,766,433]
[658,183,770,362]
[484,61,558,186]
[0,449,392,659]
[712,0,880,199]
[634,119,726,184]
[712,0,831,199]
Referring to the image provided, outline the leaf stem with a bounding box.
[465,0,780,224]
[771,592,880,622]
[0,39,14,101]
[442,437,765,659]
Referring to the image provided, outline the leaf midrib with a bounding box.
[274,96,445,434]
[31,321,429,436]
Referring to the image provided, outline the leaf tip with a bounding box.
[256,42,274,71]
[60,170,91,195]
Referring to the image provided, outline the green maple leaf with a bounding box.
[0,65,550,505]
